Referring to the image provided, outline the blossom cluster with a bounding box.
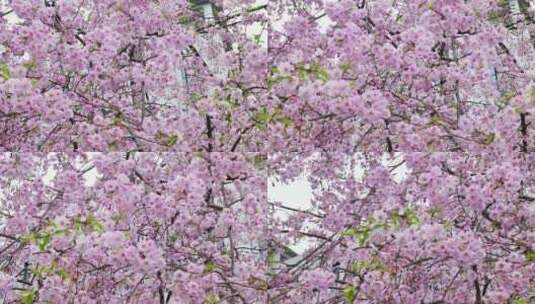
[1,0,535,303]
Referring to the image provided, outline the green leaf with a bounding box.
[342,286,356,303]
[20,290,36,304]
[155,131,179,147]
[295,63,330,82]
[351,256,390,274]
[73,218,83,232]
[356,229,369,245]
[0,63,10,80]
[342,228,369,245]
[221,96,238,109]
[482,132,495,145]
[297,67,306,81]
[526,86,535,104]
[342,228,358,237]
[276,116,293,128]
[257,109,270,123]
[112,113,124,126]
[255,108,271,129]
[166,134,178,147]
[309,63,329,82]
[204,260,216,273]
[267,252,278,267]
[55,268,69,280]
[21,232,37,243]
[267,66,294,89]
[497,90,516,106]
[37,233,51,252]
[52,228,67,237]
[22,60,36,70]
[253,155,267,169]
[497,0,509,8]
[390,212,401,229]
[267,74,293,90]
[340,63,352,73]
[316,68,329,82]
[84,214,104,233]
[73,214,104,234]
[204,293,219,304]
[178,15,192,24]
[373,257,391,273]
[350,260,368,273]
[253,34,263,46]
[30,265,49,278]
[524,249,535,262]
[427,207,441,218]
[247,4,267,13]
[512,298,529,304]
[405,208,421,226]
[429,114,442,126]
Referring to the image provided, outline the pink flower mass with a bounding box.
[1,0,535,303]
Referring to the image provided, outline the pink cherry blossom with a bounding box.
[1,0,535,303]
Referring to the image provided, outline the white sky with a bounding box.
[268,154,408,254]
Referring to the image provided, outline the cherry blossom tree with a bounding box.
[1,0,535,303]
[0,152,270,303]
